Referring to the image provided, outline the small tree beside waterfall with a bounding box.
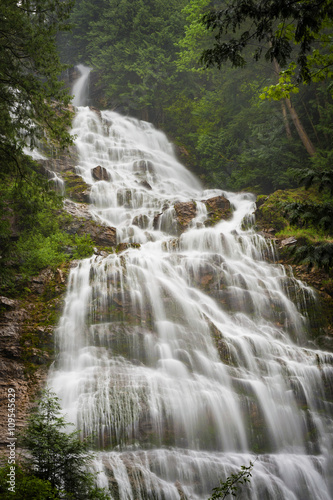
[20,389,110,500]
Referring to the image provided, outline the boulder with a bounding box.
[280,236,297,248]
[174,201,197,231]
[63,200,117,247]
[92,165,110,181]
[132,214,149,229]
[202,196,231,226]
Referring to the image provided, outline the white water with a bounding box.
[49,67,333,499]
[72,64,92,107]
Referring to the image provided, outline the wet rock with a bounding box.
[90,225,117,247]
[174,201,197,231]
[202,195,231,226]
[132,214,149,229]
[37,145,79,174]
[62,170,91,202]
[153,213,162,230]
[92,165,110,181]
[63,200,117,247]
[138,180,152,190]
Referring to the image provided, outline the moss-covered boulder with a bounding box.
[203,195,231,226]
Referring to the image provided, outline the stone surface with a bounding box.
[202,195,231,226]
[63,200,117,247]
[132,214,149,229]
[0,265,68,450]
[280,236,297,248]
[37,145,79,174]
[63,171,91,203]
[174,201,197,231]
[92,165,110,181]
[138,180,152,190]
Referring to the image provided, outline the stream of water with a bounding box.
[48,67,333,499]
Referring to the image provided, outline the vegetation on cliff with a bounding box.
[0,173,94,298]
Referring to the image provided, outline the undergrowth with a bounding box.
[0,171,94,297]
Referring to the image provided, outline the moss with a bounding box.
[62,171,90,203]
[255,186,325,233]
[19,265,70,381]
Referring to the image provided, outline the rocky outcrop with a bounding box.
[62,171,91,203]
[63,200,117,247]
[37,145,79,174]
[0,266,69,450]
[255,189,333,351]
[92,165,110,181]
[174,201,197,231]
[154,196,232,235]
[203,195,231,226]
[132,214,149,230]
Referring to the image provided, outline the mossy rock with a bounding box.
[63,171,91,203]
[255,186,328,234]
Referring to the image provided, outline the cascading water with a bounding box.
[49,66,333,499]
[72,64,91,107]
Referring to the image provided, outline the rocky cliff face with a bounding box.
[255,191,333,351]
[0,124,234,450]
[1,122,332,453]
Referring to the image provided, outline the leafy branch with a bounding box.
[208,461,255,499]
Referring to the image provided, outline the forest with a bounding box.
[59,0,333,194]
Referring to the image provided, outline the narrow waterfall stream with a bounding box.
[48,68,333,499]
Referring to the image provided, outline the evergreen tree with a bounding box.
[21,389,110,500]
[201,0,333,93]
[0,0,74,180]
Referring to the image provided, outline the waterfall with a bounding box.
[48,76,333,499]
[72,64,92,107]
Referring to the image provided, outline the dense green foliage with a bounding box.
[58,0,333,194]
[201,0,333,92]
[0,464,59,499]
[0,173,94,297]
[60,0,189,122]
[0,0,74,180]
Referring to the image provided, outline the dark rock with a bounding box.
[62,171,91,203]
[202,196,231,226]
[153,213,162,230]
[37,145,79,174]
[132,214,149,229]
[63,200,117,247]
[139,180,152,190]
[92,165,110,181]
[174,201,197,231]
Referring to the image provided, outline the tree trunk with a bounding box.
[281,100,292,139]
[285,98,316,156]
[272,57,316,156]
